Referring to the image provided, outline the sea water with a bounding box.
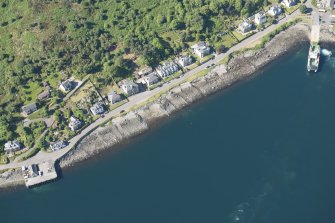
[1,48,335,223]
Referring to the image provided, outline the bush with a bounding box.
[311,0,317,7]
[299,5,308,14]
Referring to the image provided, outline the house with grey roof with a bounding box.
[90,102,105,116]
[69,116,82,131]
[281,0,296,7]
[50,141,67,152]
[59,79,73,92]
[4,140,22,156]
[268,5,282,17]
[191,42,211,58]
[254,12,267,26]
[156,62,179,78]
[22,103,37,116]
[38,87,50,100]
[107,91,122,104]
[144,72,160,87]
[238,20,253,34]
[178,56,193,67]
[121,80,139,96]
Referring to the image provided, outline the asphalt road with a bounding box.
[0,7,304,171]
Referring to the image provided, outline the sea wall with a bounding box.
[59,24,314,168]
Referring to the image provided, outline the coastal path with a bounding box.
[0,7,303,171]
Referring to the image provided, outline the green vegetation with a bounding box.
[0,155,9,164]
[199,54,215,64]
[163,70,183,83]
[0,0,286,155]
[311,0,317,7]
[255,18,301,49]
[299,5,308,14]
[285,3,301,14]
[185,69,210,82]
[218,54,233,65]
[18,147,40,162]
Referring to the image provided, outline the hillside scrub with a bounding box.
[0,0,269,150]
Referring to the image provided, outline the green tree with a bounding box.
[235,0,244,12]
[299,4,308,14]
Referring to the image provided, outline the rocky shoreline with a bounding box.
[1,24,334,189]
[59,24,313,167]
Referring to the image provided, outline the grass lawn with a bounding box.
[185,62,199,71]
[199,54,215,64]
[69,81,95,103]
[18,147,40,162]
[219,33,239,48]
[28,108,47,120]
[100,84,123,96]
[218,54,233,65]
[161,31,183,46]
[284,4,301,14]
[0,155,9,164]
[148,82,163,90]
[231,31,248,42]
[184,69,209,83]
[22,81,42,105]
[44,73,63,89]
[163,70,183,83]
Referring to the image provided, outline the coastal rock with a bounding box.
[0,169,24,189]
[60,112,149,166]
[165,88,188,109]
[56,25,332,169]
[136,103,169,123]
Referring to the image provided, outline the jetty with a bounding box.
[23,161,58,188]
[310,25,320,43]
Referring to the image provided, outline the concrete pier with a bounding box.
[23,161,58,188]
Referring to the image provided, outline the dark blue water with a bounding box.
[1,49,335,223]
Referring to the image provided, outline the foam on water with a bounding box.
[321,49,332,57]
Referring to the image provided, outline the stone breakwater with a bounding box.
[59,24,313,168]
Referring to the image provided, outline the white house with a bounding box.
[90,103,105,116]
[4,141,22,156]
[121,80,139,96]
[281,0,296,7]
[107,91,122,104]
[156,62,179,78]
[254,12,267,25]
[144,72,160,87]
[238,21,253,34]
[326,0,335,8]
[59,79,73,92]
[50,141,66,152]
[191,42,211,58]
[268,5,283,17]
[69,116,82,131]
[178,56,193,67]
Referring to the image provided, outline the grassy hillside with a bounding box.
[0,0,267,149]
